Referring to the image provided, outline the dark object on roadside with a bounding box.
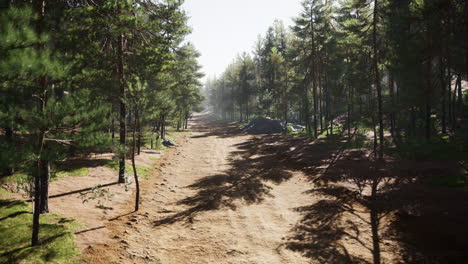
[242,117,285,134]
[162,139,177,147]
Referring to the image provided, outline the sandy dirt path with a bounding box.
[84,113,315,263]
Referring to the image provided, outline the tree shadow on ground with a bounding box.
[190,121,243,139]
[285,185,371,264]
[188,113,245,139]
[156,121,468,263]
[381,179,468,264]
[154,131,394,263]
[154,138,294,225]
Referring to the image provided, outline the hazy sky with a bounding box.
[183,0,303,82]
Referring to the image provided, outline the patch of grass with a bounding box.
[315,131,373,150]
[144,138,168,152]
[53,167,89,180]
[1,166,89,186]
[148,157,159,161]
[154,140,168,151]
[103,159,120,171]
[165,135,176,142]
[317,125,344,140]
[0,172,29,184]
[133,164,152,178]
[0,199,80,264]
[0,187,12,199]
[104,160,153,178]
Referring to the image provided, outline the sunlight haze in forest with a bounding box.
[183,0,302,81]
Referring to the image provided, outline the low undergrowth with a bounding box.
[0,198,81,264]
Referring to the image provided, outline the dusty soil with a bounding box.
[81,113,407,264]
[48,150,164,250]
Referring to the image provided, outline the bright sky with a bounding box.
[183,0,303,82]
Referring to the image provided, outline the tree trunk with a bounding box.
[137,120,141,155]
[161,114,166,140]
[118,33,126,184]
[313,74,318,139]
[318,67,323,133]
[3,127,14,176]
[347,84,351,139]
[389,73,395,138]
[32,129,46,246]
[32,0,46,247]
[452,77,458,130]
[440,56,447,134]
[311,11,318,139]
[304,85,312,137]
[131,112,140,212]
[456,74,462,125]
[373,0,384,160]
[39,160,50,214]
[111,117,115,140]
[32,159,42,246]
[448,71,452,130]
[465,1,468,81]
[426,58,432,142]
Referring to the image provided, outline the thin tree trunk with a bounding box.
[131,111,140,212]
[118,33,126,184]
[39,160,50,214]
[32,131,45,246]
[310,9,318,139]
[111,117,115,140]
[370,83,378,158]
[426,58,432,142]
[411,107,416,138]
[389,72,395,138]
[3,127,14,176]
[240,105,243,123]
[347,83,351,139]
[456,74,462,124]
[440,55,447,134]
[137,120,141,155]
[465,1,468,81]
[318,66,323,133]
[246,99,250,122]
[452,76,458,130]
[448,71,452,130]
[313,74,318,138]
[32,0,46,246]
[373,0,384,161]
[304,85,312,137]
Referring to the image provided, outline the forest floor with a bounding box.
[82,112,448,264]
[2,112,467,264]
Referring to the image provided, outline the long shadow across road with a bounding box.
[154,117,468,264]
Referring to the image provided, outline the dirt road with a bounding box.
[84,112,407,264]
[84,113,316,263]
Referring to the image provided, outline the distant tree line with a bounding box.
[0,0,203,246]
[208,0,468,159]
